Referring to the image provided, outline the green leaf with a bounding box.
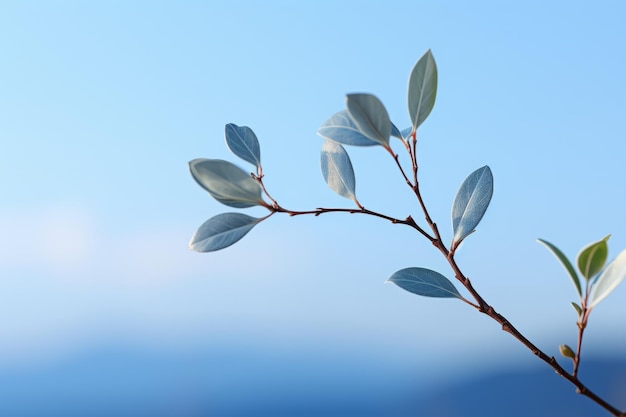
[320,140,358,203]
[189,158,263,208]
[451,166,493,246]
[386,267,462,299]
[588,248,626,308]
[408,49,438,131]
[571,301,582,316]
[225,123,261,170]
[189,213,261,252]
[577,234,611,280]
[345,93,391,147]
[537,239,582,298]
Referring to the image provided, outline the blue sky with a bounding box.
[2,0,626,406]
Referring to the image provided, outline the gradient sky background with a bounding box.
[2,0,626,412]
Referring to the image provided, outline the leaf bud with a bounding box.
[559,344,576,359]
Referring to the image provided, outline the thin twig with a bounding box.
[272,204,434,242]
[573,304,591,378]
[385,145,414,189]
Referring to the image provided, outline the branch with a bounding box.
[261,178,625,415]
[270,203,435,242]
[254,114,624,416]
[434,241,625,416]
[401,154,625,414]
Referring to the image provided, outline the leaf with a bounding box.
[189,158,263,208]
[571,301,582,316]
[408,49,438,131]
[588,248,626,308]
[451,166,494,246]
[400,127,413,139]
[577,234,611,280]
[537,239,582,297]
[189,213,261,252]
[386,267,462,299]
[317,110,380,147]
[390,122,403,139]
[224,123,261,170]
[320,140,358,203]
[345,93,391,147]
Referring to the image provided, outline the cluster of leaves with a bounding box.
[188,50,626,416]
[188,123,265,253]
[188,51,493,301]
[538,236,626,374]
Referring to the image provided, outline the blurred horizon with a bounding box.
[2,344,625,416]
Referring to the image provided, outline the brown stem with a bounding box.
[271,204,434,242]
[411,130,418,184]
[573,304,591,378]
[385,145,414,189]
[487,304,621,415]
[253,173,279,208]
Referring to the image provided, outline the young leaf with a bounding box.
[588,248,626,308]
[189,212,261,252]
[451,166,493,246]
[571,301,582,316]
[537,238,582,297]
[345,93,391,147]
[577,234,611,280]
[408,49,438,131]
[386,267,462,299]
[189,158,263,208]
[225,123,261,170]
[317,110,380,146]
[320,140,358,203]
[390,122,403,140]
[400,127,413,140]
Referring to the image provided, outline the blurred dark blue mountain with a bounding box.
[1,346,624,417]
[412,357,626,417]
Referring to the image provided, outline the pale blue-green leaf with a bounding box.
[577,234,611,281]
[589,248,626,308]
[225,123,261,169]
[537,238,582,297]
[320,140,357,203]
[189,212,261,252]
[189,158,263,208]
[400,127,413,139]
[391,122,403,139]
[345,93,391,147]
[317,110,380,146]
[386,267,462,299]
[408,49,438,130]
[451,166,493,245]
